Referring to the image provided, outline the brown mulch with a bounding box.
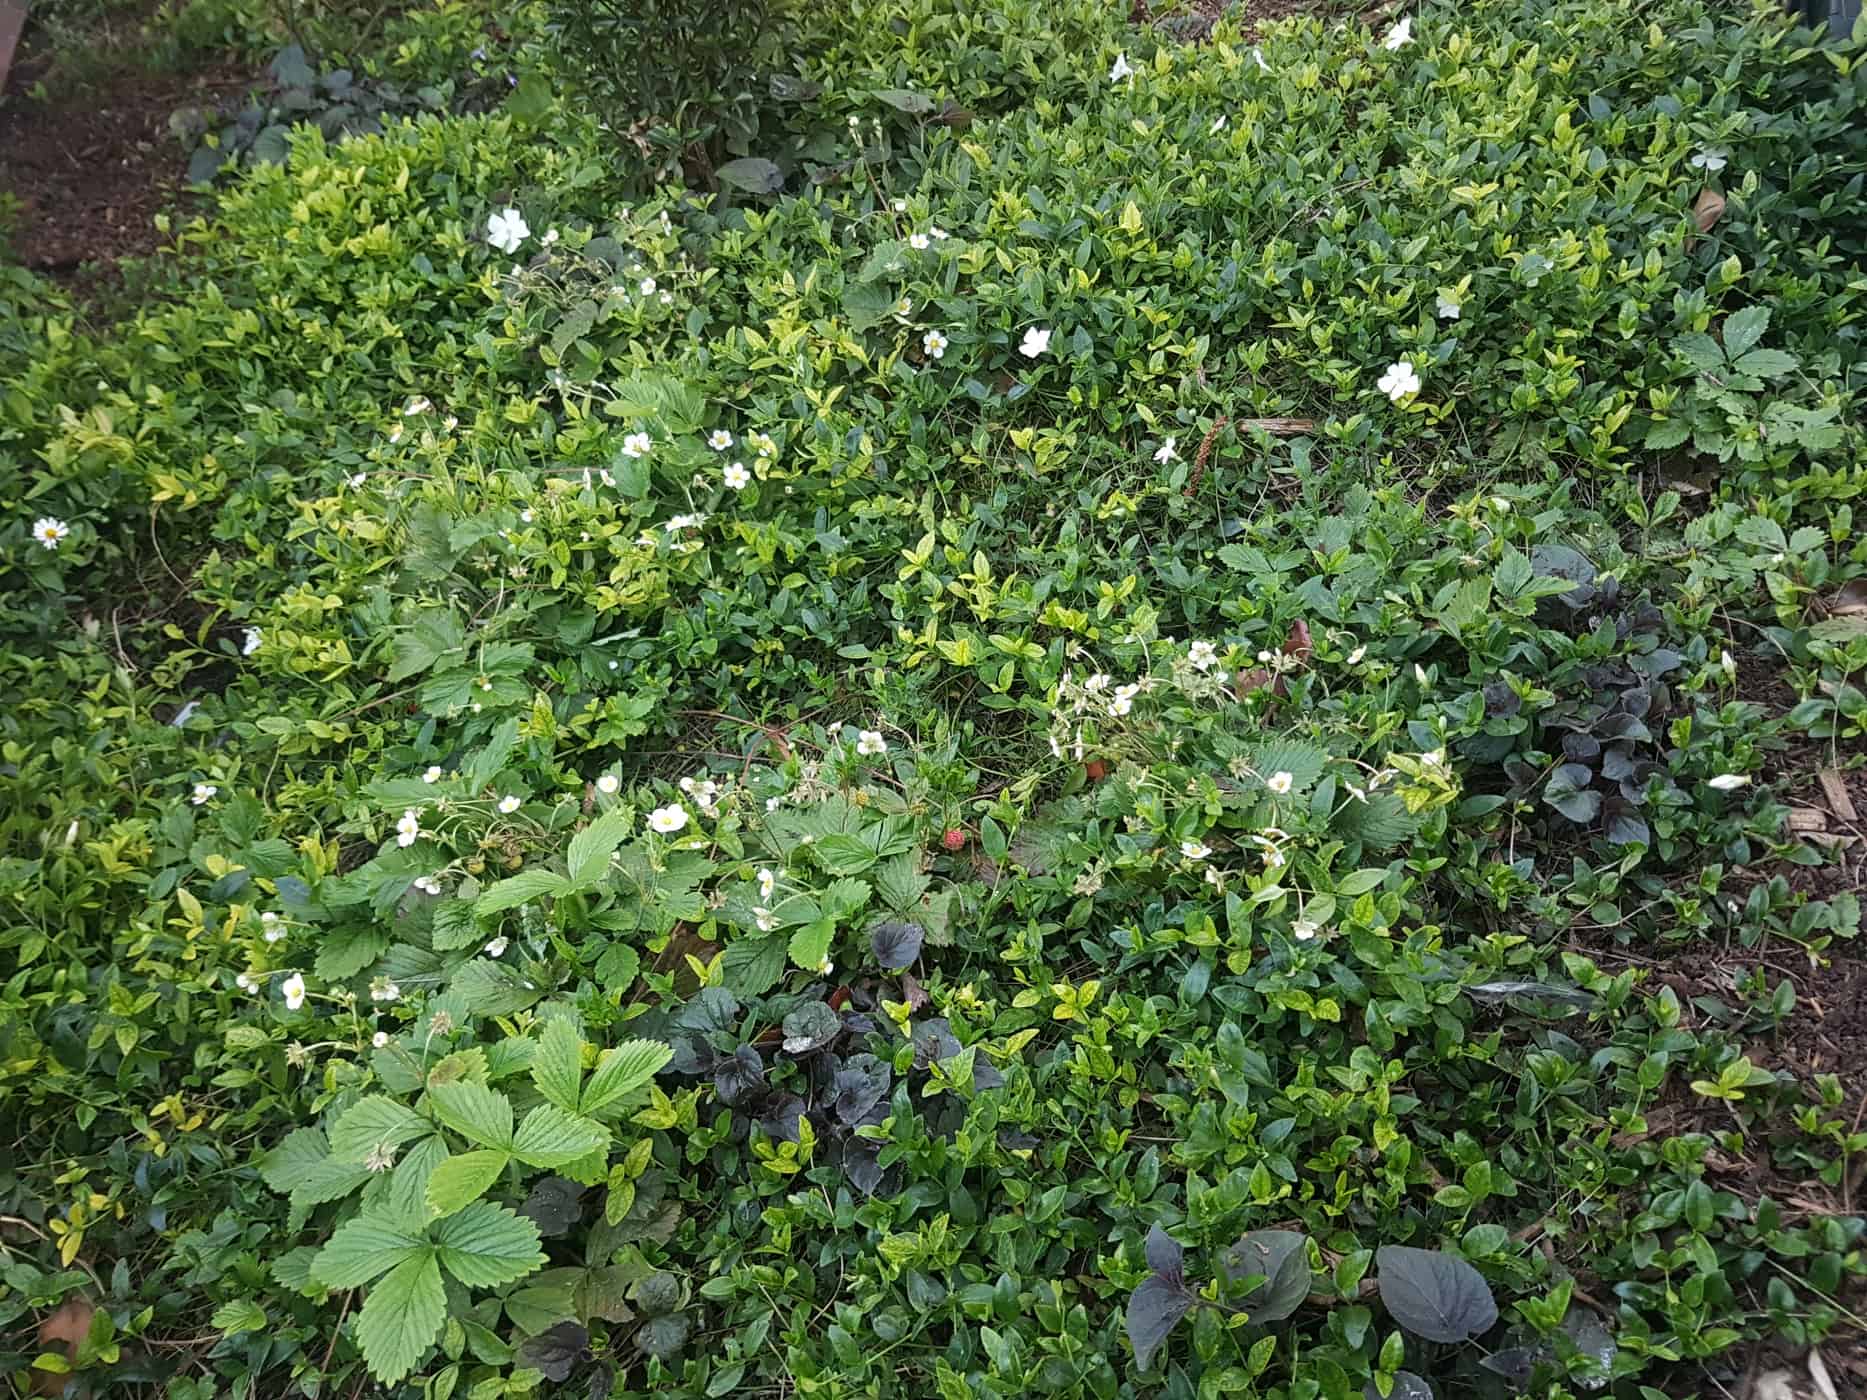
[0,36,251,292]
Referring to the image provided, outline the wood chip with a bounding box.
[1788,808,1831,833]
[1818,769,1857,822]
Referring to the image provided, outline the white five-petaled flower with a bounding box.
[1266,770,1294,795]
[281,972,307,1010]
[498,794,521,814]
[597,773,620,795]
[817,957,834,976]
[750,432,776,457]
[1019,326,1053,359]
[1707,773,1750,791]
[1347,645,1368,664]
[422,765,443,783]
[931,227,949,241]
[542,228,559,246]
[1154,437,1178,465]
[664,513,704,531]
[242,626,263,656]
[1436,294,1461,321]
[909,232,930,251]
[404,396,431,416]
[1109,682,1142,717]
[1382,15,1412,49]
[372,981,400,1003]
[192,783,217,806]
[758,868,776,901]
[1378,360,1422,402]
[856,730,889,756]
[413,875,441,895]
[396,809,421,847]
[484,937,509,958]
[648,804,689,835]
[754,906,779,933]
[262,911,284,943]
[639,276,657,295]
[1292,919,1320,942]
[235,973,256,993]
[372,1031,390,1048]
[487,208,529,254]
[1188,640,1217,671]
[621,431,653,459]
[923,330,949,360]
[708,429,734,452]
[1109,52,1134,82]
[724,461,751,490]
[32,517,70,550]
[1690,147,1729,172]
[1180,840,1210,861]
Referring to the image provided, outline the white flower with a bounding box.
[621,431,652,459]
[724,461,751,490]
[191,783,217,805]
[751,432,776,457]
[31,516,70,550]
[371,981,400,1003]
[708,429,734,452]
[892,198,907,212]
[1109,51,1134,82]
[923,330,949,359]
[241,626,263,656]
[1084,673,1111,692]
[235,973,256,993]
[648,804,689,834]
[1204,866,1225,890]
[1707,773,1750,791]
[484,937,509,958]
[754,906,779,932]
[1188,640,1217,671]
[1019,326,1053,359]
[856,729,889,756]
[1266,771,1294,795]
[1347,645,1367,665]
[1382,15,1412,49]
[1436,294,1461,321]
[443,415,457,431]
[1109,682,1142,718]
[1154,437,1178,464]
[766,795,782,811]
[1262,846,1286,871]
[422,765,443,783]
[817,958,835,976]
[1292,919,1320,942]
[1690,147,1729,172]
[396,809,421,847]
[414,875,442,895]
[1378,360,1422,402]
[498,794,521,814]
[1346,782,1369,804]
[404,396,431,416]
[597,773,621,795]
[909,232,930,251]
[388,424,403,444]
[1253,46,1270,70]
[348,472,368,488]
[541,228,560,246]
[1180,840,1211,861]
[931,227,949,241]
[664,513,704,531]
[281,973,306,1010]
[372,1031,390,1048]
[639,276,657,295]
[262,911,284,943]
[1211,115,1227,134]
[758,868,777,901]
[486,208,529,254]
[520,509,533,524]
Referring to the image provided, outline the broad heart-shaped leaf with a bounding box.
[1126,1275,1193,1371]
[355,1250,444,1386]
[425,1149,510,1219]
[581,1039,673,1117]
[431,1200,547,1289]
[1376,1246,1499,1342]
[311,1209,425,1288]
[636,1311,691,1359]
[781,1000,842,1055]
[1144,1224,1185,1281]
[328,1095,431,1162]
[869,919,924,971]
[716,157,784,194]
[428,1080,514,1150]
[567,807,634,889]
[1365,1372,1435,1400]
[531,1015,584,1114]
[512,1104,608,1168]
[1220,1229,1311,1322]
[476,867,570,916]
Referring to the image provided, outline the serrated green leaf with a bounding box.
[450,959,544,1016]
[431,1202,547,1288]
[211,1298,268,1335]
[581,1040,674,1117]
[475,868,570,916]
[356,1251,445,1385]
[1730,347,1797,378]
[428,1080,514,1150]
[260,1127,333,1193]
[329,1096,431,1162]
[388,609,466,683]
[1722,304,1770,358]
[531,1015,584,1113]
[787,919,835,972]
[567,808,634,888]
[425,1150,510,1219]
[311,1210,425,1288]
[512,1104,608,1168]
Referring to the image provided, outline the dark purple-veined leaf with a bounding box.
[635,1312,689,1359]
[842,1138,886,1196]
[1364,1372,1435,1400]
[780,1001,841,1055]
[755,1095,808,1143]
[1479,1347,1539,1383]
[673,986,741,1038]
[1126,1275,1193,1371]
[516,1322,589,1381]
[518,1177,584,1237]
[830,1054,892,1125]
[1219,1229,1310,1321]
[1144,1224,1184,1282]
[870,920,924,970]
[713,1045,765,1106]
[1376,1246,1499,1342]
[632,1271,681,1317]
[910,1018,961,1068]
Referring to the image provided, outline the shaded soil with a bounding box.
[0,33,250,293]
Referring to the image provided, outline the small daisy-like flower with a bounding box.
[596,773,620,795]
[909,232,930,251]
[664,513,704,531]
[520,509,533,524]
[413,875,442,895]
[348,472,368,488]
[541,228,560,246]
[486,207,529,254]
[1436,294,1461,321]
[856,730,889,756]
[1347,645,1368,665]
[892,198,907,212]
[191,783,217,805]
[423,765,443,783]
[363,1141,397,1173]
[396,809,421,847]
[639,276,657,295]
[404,396,431,416]
[371,981,400,1003]
[750,432,776,457]
[1707,773,1750,791]
[1266,771,1294,795]
[1109,683,1141,718]
[281,972,307,1010]
[1154,437,1178,464]
[388,424,403,444]
[1690,147,1729,172]
[235,972,257,993]
[708,429,734,452]
[1109,52,1134,82]
[817,957,834,976]
[1382,15,1412,49]
[648,804,689,835]
[1188,640,1218,671]
[261,911,284,943]
[1180,840,1211,861]
[1204,866,1225,891]
[498,794,521,814]
[724,461,751,490]
[242,626,263,656]
[1020,326,1053,359]
[758,868,776,901]
[931,227,949,240]
[484,937,509,957]
[1262,846,1286,871]
[1292,919,1320,941]
[923,330,949,359]
[621,431,652,459]
[754,906,778,933]
[32,517,71,550]
[1378,360,1422,402]
[372,1031,390,1048]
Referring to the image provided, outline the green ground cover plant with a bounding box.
[2,0,1866,1395]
